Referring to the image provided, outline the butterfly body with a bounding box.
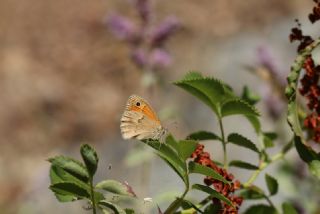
[120,95,167,142]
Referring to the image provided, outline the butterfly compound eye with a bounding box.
[136,102,141,106]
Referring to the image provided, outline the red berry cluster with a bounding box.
[190,144,242,214]
[300,56,320,142]
[290,0,320,143]
[309,0,320,23]
[289,21,313,52]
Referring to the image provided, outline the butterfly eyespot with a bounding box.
[136,102,141,106]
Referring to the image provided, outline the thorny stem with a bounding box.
[218,118,228,169]
[90,178,97,214]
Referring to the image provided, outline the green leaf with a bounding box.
[180,199,204,213]
[263,132,278,141]
[309,160,320,179]
[227,133,259,153]
[187,131,221,141]
[48,156,89,182]
[240,186,265,199]
[294,136,320,163]
[241,86,261,105]
[96,180,136,197]
[263,132,277,148]
[174,74,234,116]
[282,202,298,214]
[124,209,135,214]
[49,165,90,201]
[49,167,75,202]
[49,165,89,187]
[229,160,259,170]
[245,115,261,133]
[166,135,180,154]
[282,140,293,154]
[287,102,303,137]
[188,162,229,184]
[183,71,203,80]
[145,136,188,184]
[99,200,126,214]
[203,203,222,214]
[243,204,278,214]
[221,99,260,118]
[178,140,198,161]
[192,184,233,207]
[80,144,99,177]
[265,174,278,196]
[49,182,90,199]
[94,191,105,203]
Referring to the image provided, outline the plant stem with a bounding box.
[90,178,97,214]
[164,185,189,214]
[243,152,284,188]
[264,195,276,209]
[218,118,227,169]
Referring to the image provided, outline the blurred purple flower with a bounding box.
[134,0,151,23]
[257,46,287,88]
[131,49,148,68]
[107,1,179,73]
[107,14,139,42]
[257,46,278,74]
[150,48,172,70]
[149,16,180,47]
[265,93,285,120]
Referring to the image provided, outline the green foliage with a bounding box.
[294,136,320,163]
[80,144,99,177]
[192,184,233,207]
[229,160,259,170]
[241,86,261,105]
[227,133,259,153]
[49,156,89,183]
[145,136,189,185]
[178,140,198,161]
[49,182,90,199]
[240,185,265,200]
[49,71,297,213]
[187,131,221,141]
[309,160,320,180]
[285,39,320,169]
[96,180,136,197]
[282,202,298,214]
[243,204,278,214]
[265,174,278,196]
[188,162,229,183]
[220,99,260,118]
[99,200,126,214]
[262,132,277,148]
[48,144,136,213]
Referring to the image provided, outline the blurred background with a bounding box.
[0,0,318,213]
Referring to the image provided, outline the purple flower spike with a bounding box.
[134,0,151,23]
[107,14,138,42]
[150,16,180,47]
[131,49,148,68]
[257,46,278,74]
[257,46,287,88]
[150,48,172,70]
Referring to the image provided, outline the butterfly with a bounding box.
[120,95,168,142]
